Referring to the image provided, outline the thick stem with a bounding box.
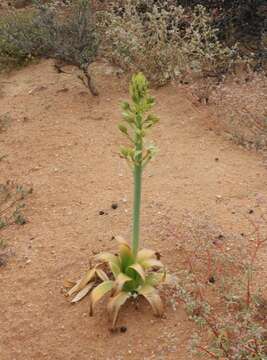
[82,67,99,96]
[132,163,142,258]
[132,113,143,258]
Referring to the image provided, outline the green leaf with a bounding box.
[89,280,114,316]
[121,101,130,111]
[128,263,146,282]
[116,236,134,271]
[113,272,132,294]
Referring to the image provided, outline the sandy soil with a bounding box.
[0,60,266,360]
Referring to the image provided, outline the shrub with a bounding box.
[98,1,238,85]
[170,216,267,359]
[0,11,44,70]
[210,72,267,150]
[0,181,33,229]
[0,0,99,95]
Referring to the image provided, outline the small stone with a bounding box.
[0,255,7,267]
[208,276,215,284]
[111,203,118,210]
[26,259,31,264]
[120,326,127,333]
[57,88,69,93]
[99,210,105,215]
[248,209,254,214]
[215,157,219,162]
[28,85,47,95]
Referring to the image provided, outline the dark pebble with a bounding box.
[0,255,7,267]
[99,211,105,215]
[208,276,215,284]
[120,326,127,333]
[111,203,118,210]
[215,157,219,162]
[248,209,254,214]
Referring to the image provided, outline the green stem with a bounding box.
[132,113,143,258]
[132,162,142,258]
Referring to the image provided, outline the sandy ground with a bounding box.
[0,60,266,360]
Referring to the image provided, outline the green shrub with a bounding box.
[0,0,99,95]
[0,11,43,70]
[98,1,238,85]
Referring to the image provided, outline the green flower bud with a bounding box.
[118,124,128,135]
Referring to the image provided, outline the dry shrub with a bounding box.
[98,1,239,86]
[210,73,267,150]
[0,0,99,94]
[169,214,267,359]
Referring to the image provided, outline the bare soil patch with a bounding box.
[0,60,266,359]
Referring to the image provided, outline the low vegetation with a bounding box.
[98,2,239,85]
[0,0,99,95]
[0,181,32,266]
[0,180,32,229]
[170,216,267,359]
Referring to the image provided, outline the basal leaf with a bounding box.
[96,269,109,282]
[107,291,131,328]
[140,259,164,270]
[137,248,156,262]
[128,263,146,282]
[89,280,114,316]
[109,261,121,277]
[138,285,164,317]
[95,252,119,265]
[71,282,95,303]
[113,272,132,294]
[116,236,134,271]
[145,272,166,287]
[68,268,96,296]
[64,279,76,289]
